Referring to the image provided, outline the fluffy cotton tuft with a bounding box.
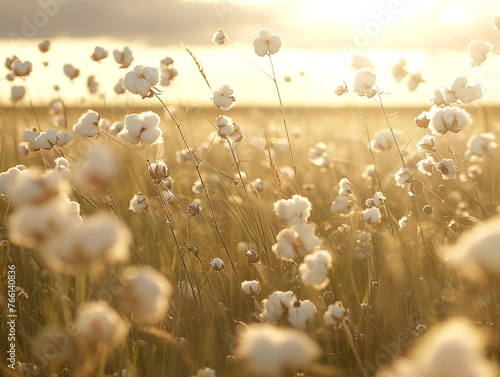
[272,223,320,260]
[262,290,316,329]
[212,84,236,110]
[468,40,493,67]
[119,111,162,145]
[235,324,321,377]
[73,110,100,137]
[428,106,471,135]
[465,133,497,160]
[63,64,80,81]
[12,60,33,77]
[252,29,282,57]
[129,192,148,212]
[113,46,134,68]
[241,280,260,296]
[299,250,332,289]
[370,129,403,152]
[353,68,376,98]
[11,85,26,103]
[436,159,456,180]
[120,266,173,323]
[212,29,225,45]
[273,195,312,226]
[123,65,159,98]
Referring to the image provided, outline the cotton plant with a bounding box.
[353,68,376,98]
[113,46,134,68]
[73,109,100,137]
[118,111,163,145]
[123,65,159,98]
[252,29,282,57]
[63,63,80,81]
[468,40,493,67]
[212,29,225,45]
[330,178,356,216]
[212,84,236,110]
[432,76,482,105]
[262,290,317,330]
[299,249,332,289]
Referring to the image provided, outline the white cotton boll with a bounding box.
[210,257,225,271]
[395,167,411,188]
[262,291,294,322]
[192,368,216,377]
[442,87,458,105]
[76,143,116,192]
[0,165,27,197]
[18,143,30,157]
[123,65,159,97]
[287,300,317,330]
[98,118,111,132]
[252,28,282,57]
[493,15,500,31]
[212,29,226,45]
[35,128,59,150]
[123,114,143,137]
[12,60,33,77]
[417,157,435,176]
[362,164,376,180]
[444,218,500,279]
[391,58,407,82]
[141,111,160,129]
[140,127,162,145]
[299,250,332,289]
[11,85,26,103]
[90,46,108,62]
[63,63,80,81]
[120,266,173,324]
[87,75,99,94]
[351,54,374,70]
[416,135,436,154]
[353,68,376,98]
[378,318,498,377]
[406,72,424,92]
[338,178,353,196]
[129,193,147,212]
[450,75,468,93]
[428,107,471,135]
[192,180,203,194]
[62,196,82,226]
[43,214,131,274]
[113,46,134,68]
[252,179,264,193]
[330,195,354,216]
[370,129,403,152]
[455,84,482,104]
[73,109,100,137]
[114,78,125,94]
[54,157,71,180]
[38,39,51,53]
[273,195,311,225]
[465,133,496,160]
[119,130,140,145]
[324,302,346,326]
[75,301,129,350]
[235,324,321,377]
[468,40,493,67]
[437,159,456,180]
[212,84,236,110]
[6,72,14,81]
[334,83,347,96]
[241,280,260,296]
[9,170,64,206]
[272,228,298,260]
[272,224,320,260]
[5,55,18,70]
[431,88,445,106]
[294,223,321,254]
[22,128,40,151]
[369,192,385,208]
[8,196,75,247]
[362,207,381,224]
[56,131,74,147]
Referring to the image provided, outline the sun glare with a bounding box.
[440,3,468,24]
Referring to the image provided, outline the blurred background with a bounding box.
[1,0,499,107]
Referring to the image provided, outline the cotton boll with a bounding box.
[468,40,493,67]
[129,192,148,212]
[5,55,18,70]
[443,217,500,279]
[338,178,353,196]
[38,39,51,53]
[210,257,225,271]
[370,129,403,152]
[109,121,124,135]
[353,68,376,98]
[330,195,354,216]
[299,250,332,289]
[43,214,131,274]
[12,60,33,77]
[123,65,159,98]
[76,142,116,192]
[378,318,498,377]
[149,161,169,183]
[22,128,40,151]
[63,63,80,81]
[90,46,108,62]
[235,324,321,377]
[75,301,129,351]
[351,54,374,70]
[391,58,407,82]
[416,135,435,154]
[9,170,64,206]
[0,165,27,197]
[114,78,125,95]
[8,196,76,247]
[262,290,294,322]
[406,72,424,92]
[140,127,162,145]
[35,129,59,150]
[113,47,134,68]
[324,302,346,327]
[362,207,382,224]
[54,157,71,180]
[431,88,445,106]
[123,114,143,137]
[362,164,376,180]
[252,29,282,57]
[73,109,100,137]
[212,84,236,110]
[465,133,496,160]
[334,83,348,96]
[120,266,172,324]
[437,159,456,180]
[192,368,216,377]
[273,195,311,225]
[87,75,99,94]
[287,300,317,330]
[212,29,226,45]
[455,84,482,104]
[11,85,26,103]
[395,167,411,188]
[241,280,260,296]
[428,107,471,135]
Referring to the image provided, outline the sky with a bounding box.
[1,0,500,107]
